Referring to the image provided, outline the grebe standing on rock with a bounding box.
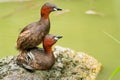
[17,2,62,51]
[16,34,62,71]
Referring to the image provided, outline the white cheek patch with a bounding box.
[54,37,58,40]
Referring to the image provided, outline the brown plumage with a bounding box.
[17,2,62,51]
[16,34,62,71]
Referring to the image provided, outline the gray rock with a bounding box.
[0,46,102,80]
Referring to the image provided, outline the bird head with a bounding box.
[43,34,63,48]
[41,2,62,17]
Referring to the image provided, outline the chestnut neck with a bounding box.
[44,47,52,54]
[41,12,50,19]
[41,7,51,19]
[43,44,53,54]
[43,39,53,54]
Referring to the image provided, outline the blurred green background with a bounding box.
[0,0,120,80]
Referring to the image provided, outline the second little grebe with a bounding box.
[16,34,62,71]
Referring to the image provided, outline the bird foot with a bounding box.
[22,63,35,72]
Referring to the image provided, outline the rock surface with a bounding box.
[0,46,102,80]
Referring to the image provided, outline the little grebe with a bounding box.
[17,2,62,51]
[16,34,62,71]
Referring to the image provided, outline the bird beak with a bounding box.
[57,36,63,39]
[53,7,62,11]
[54,36,63,40]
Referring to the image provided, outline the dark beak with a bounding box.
[53,7,62,11]
[54,36,63,40]
[57,36,63,39]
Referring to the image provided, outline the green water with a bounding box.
[0,0,120,80]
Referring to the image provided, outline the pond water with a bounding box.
[0,0,120,80]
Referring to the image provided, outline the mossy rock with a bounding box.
[0,46,102,80]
